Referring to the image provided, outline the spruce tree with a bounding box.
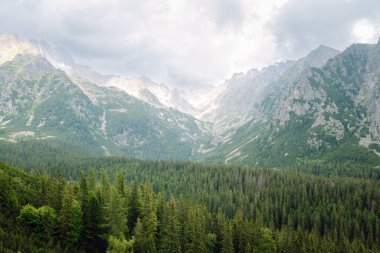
[59,183,82,246]
[82,192,107,252]
[215,209,234,253]
[108,188,128,239]
[87,168,97,193]
[183,205,207,253]
[159,197,181,253]
[128,182,141,233]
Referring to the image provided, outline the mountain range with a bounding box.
[0,34,379,166]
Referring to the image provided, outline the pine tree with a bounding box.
[233,209,248,253]
[100,169,111,205]
[82,192,107,252]
[276,225,292,253]
[137,185,159,253]
[183,205,207,253]
[205,233,217,253]
[54,174,66,211]
[115,171,126,197]
[128,182,141,233]
[79,171,88,223]
[132,184,159,252]
[133,218,144,252]
[257,227,276,253]
[159,197,181,253]
[87,168,97,193]
[59,184,72,241]
[215,209,234,253]
[59,182,82,246]
[108,188,128,239]
[107,235,135,253]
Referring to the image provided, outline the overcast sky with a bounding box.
[1,0,380,89]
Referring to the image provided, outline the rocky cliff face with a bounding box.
[201,46,340,132]
[198,41,380,166]
[274,42,380,149]
[359,41,380,146]
[201,62,293,131]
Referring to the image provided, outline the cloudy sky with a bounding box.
[1,0,380,89]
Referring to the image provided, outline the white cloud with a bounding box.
[351,19,380,43]
[0,0,379,89]
[270,0,380,59]
[0,0,291,89]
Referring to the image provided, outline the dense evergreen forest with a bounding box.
[0,157,379,252]
[1,140,380,180]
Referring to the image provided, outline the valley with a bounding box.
[0,33,379,253]
[0,34,379,167]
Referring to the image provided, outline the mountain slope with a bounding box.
[0,54,102,151]
[198,42,380,166]
[1,33,380,167]
[0,53,209,160]
[29,38,201,115]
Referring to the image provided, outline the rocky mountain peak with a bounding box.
[302,44,340,67]
[0,34,38,65]
[30,39,76,68]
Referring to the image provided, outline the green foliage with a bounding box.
[2,31,380,253]
[107,189,128,239]
[66,200,82,245]
[159,197,181,253]
[17,204,57,240]
[82,191,107,252]
[215,209,234,253]
[17,204,41,234]
[0,161,379,252]
[133,218,144,252]
[257,228,276,253]
[59,183,83,246]
[107,235,134,253]
[134,184,159,253]
[183,205,208,253]
[128,182,141,234]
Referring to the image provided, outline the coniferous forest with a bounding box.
[3,2,380,252]
[0,156,379,253]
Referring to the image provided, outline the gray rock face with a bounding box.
[202,61,294,130]
[202,45,340,132]
[198,41,380,165]
[267,43,376,149]
[360,41,380,142]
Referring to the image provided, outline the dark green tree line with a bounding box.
[0,162,379,252]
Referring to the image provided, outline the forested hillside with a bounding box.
[0,160,379,252]
[1,139,380,180]
[1,35,380,167]
[0,52,209,161]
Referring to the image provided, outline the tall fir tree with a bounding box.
[59,182,82,246]
[183,205,207,253]
[107,188,128,239]
[159,197,181,253]
[82,192,107,252]
[215,209,234,253]
[87,168,97,193]
[128,182,141,234]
